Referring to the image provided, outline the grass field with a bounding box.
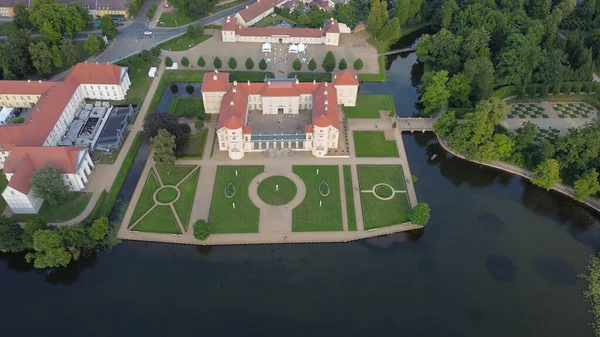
[344,94,395,118]
[183,129,208,158]
[255,14,296,27]
[257,176,297,205]
[357,165,410,229]
[149,70,206,113]
[10,192,92,222]
[169,97,204,117]
[157,165,196,186]
[129,170,161,226]
[156,187,178,203]
[116,56,161,105]
[158,11,197,27]
[292,166,343,232]
[160,34,212,51]
[343,165,357,231]
[353,131,399,157]
[208,166,264,233]
[173,168,200,230]
[0,22,17,36]
[133,205,181,234]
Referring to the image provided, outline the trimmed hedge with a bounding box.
[493,82,598,100]
[287,72,331,82]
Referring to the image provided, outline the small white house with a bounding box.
[148,67,158,78]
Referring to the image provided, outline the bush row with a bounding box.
[493,82,599,100]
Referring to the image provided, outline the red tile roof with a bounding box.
[224,16,340,38]
[5,146,86,194]
[305,124,313,133]
[222,16,238,31]
[0,80,57,95]
[238,0,287,23]
[242,125,252,134]
[68,62,123,84]
[202,71,231,92]
[332,70,358,85]
[323,18,340,33]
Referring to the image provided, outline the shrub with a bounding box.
[140,49,153,62]
[245,57,254,70]
[308,58,317,71]
[185,85,194,94]
[170,84,178,94]
[572,82,583,94]
[165,56,173,67]
[322,51,335,72]
[292,58,301,71]
[561,82,572,95]
[180,123,191,134]
[181,56,190,67]
[411,174,418,183]
[526,84,537,97]
[259,58,267,70]
[391,120,397,128]
[151,46,161,57]
[552,83,561,95]
[197,56,206,67]
[193,219,210,240]
[204,114,212,122]
[583,82,594,93]
[338,58,347,70]
[353,58,363,71]
[11,117,24,124]
[409,203,430,226]
[228,57,237,70]
[195,119,204,129]
[539,84,549,97]
[213,56,222,69]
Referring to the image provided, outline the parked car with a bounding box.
[144,31,153,35]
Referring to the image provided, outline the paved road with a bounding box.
[95,0,253,63]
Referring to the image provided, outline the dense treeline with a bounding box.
[168,0,219,18]
[416,0,600,113]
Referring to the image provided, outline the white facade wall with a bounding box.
[261,95,300,114]
[334,84,358,106]
[217,127,245,160]
[202,91,227,114]
[311,125,338,157]
[223,30,339,46]
[0,150,8,169]
[247,94,263,110]
[325,32,339,46]
[43,89,85,146]
[2,186,43,214]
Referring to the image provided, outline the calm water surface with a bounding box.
[1,30,599,337]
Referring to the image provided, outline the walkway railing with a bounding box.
[396,117,434,132]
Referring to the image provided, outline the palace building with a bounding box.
[201,70,359,160]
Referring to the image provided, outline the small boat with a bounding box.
[430,154,438,160]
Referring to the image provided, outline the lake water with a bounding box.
[1,30,599,337]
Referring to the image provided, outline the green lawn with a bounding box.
[159,34,212,51]
[156,187,178,203]
[116,55,160,105]
[10,192,92,222]
[292,166,343,232]
[343,165,357,231]
[257,175,297,206]
[157,165,196,186]
[344,94,395,118]
[169,97,204,117]
[158,11,197,27]
[183,129,208,158]
[353,131,399,157]
[255,14,296,27]
[129,170,161,226]
[149,69,206,112]
[173,168,200,230]
[357,165,410,229]
[208,166,264,233]
[0,22,17,36]
[0,170,7,213]
[132,205,181,234]
[287,72,331,82]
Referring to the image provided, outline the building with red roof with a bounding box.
[0,62,131,214]
[201,70,358,159]
[235,0,290,26]
[222,16,341,46]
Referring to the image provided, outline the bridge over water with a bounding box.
[396,118,434,132]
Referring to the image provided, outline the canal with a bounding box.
[1,28,599,337]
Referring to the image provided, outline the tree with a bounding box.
[496,33,540,87]
[338,58,347,70]
[574,169,600,201]
[293,58,302,71]
[245,57,254,70]
[29,41,55,77]
[308,58,317,71]
[464,57,495,100]
[353,58,364,70]
[22,220,49,250]
[228,57,237,70]
[181,56,190,67]
[529,0,551,19]
[83,35,102,55]
[100,15,118,40]
[513,121,537,152]
[60,225,93,254]
[462,28,490,61]
[0,29,33,79]
[197,56,206,67]
[88,217,110,241]
[379,17,401,42]
[367,0,388,38]
[416,29,463,74]
[40,20,63,46]
[213,56,222,69]
[532,159,560,190]
[29,0,67,34]
[193,219,210,240]
[151,129,177,173]
[322,51,336,72]
[165,56,173,67]
[144,113,189,156]
[65,3,88,38]
[187,24,197,38]
[409,203,431,226]
[439,0,458,28]
[259,58,267,70]
[13,3,31,29]
[26,229,71,269]
[395,0,422,25]
[60,38,79,67]
[420,70,450,115]
[447,73,471,108]
[30,166,69,206]
[179,0,219,17]
[433,111,456,137]
[0,217,24,253]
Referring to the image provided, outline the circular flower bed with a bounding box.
[258,176,297,206]
[224,182,236,198]
[318,181,330,197]
[156,187,178,203]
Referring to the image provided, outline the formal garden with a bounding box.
[552,102,596,118]
[353,131,399,157]
[128,165,200,234]
[357,165,411,230]
[508,103,549,119]
[207,166,264,234]
[257,176,297,206]
[344,94,396,118]
[292,166,343,232]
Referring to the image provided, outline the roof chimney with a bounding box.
[325,82,327,87]
[233,80,237,86]
[313,79,316,85]
[354,74,358,79]
[233,87,236,93]
[38,80,42,83]
[28,79,30,83]
[296,78,299,84]
[215,69,218,73]
[213,74,217,80]
[230,100,234,106]
[268,80,271,85]
[96,61,99,65]
[247,80,250,86]
[325,99,328,105]
[324,89,327,95]
[334,75,337,79]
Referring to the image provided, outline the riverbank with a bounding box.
[437,135,600,214]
